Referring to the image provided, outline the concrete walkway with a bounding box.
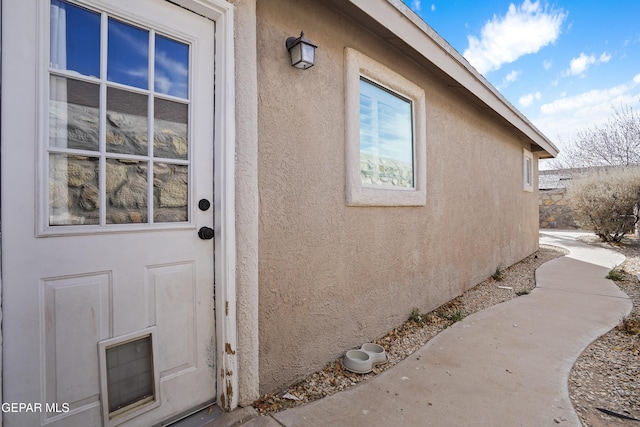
[209,231,633,427]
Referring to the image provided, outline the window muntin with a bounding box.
[47,0,192,228]
[359,78,414,188]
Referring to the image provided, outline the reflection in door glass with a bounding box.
[49,76,100,151]
[107,18,149,89]
[155,35,189,99]
[50,0,100,77]
[106,159,148,224]
[154,99,188,160]
[154,163,188,222]
[49,154,100,225]
[106,87,149,155]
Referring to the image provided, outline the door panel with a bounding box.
[149,262,197,375]
[1,1,216,425]
[43,272,111,413]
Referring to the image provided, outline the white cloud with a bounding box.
[599,52,611,63]
[431,3,436,12]
[505,70,520,83]
[463,0,566,75]
[519,91,541,107]
[497,70,521,90]
[411,1,421,12]
[564,51,611,77]
[543,59,553,70]
[540,87,625,115]
[533,75,640,144]
[567,53,595,76]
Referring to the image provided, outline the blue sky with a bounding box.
[403,0,640,165]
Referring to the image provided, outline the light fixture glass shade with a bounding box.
[286,32,317,69]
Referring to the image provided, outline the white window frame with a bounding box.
[345,48,427,206]
[523,148,534,192]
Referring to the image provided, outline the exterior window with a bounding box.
[523,149,534,192]
[345,48,426,206]
[47,0,191,229]
[359,78,414,188]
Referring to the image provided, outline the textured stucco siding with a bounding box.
[256,0,540,393]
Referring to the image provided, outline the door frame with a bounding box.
[0,0,239,414]
[185,0,240,411]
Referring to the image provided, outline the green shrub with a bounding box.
[492,266,503,281]
[606,268,625,281]
[566,168,640,242]
[409,308,423,323]
[443,309,465,323]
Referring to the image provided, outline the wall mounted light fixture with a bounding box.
[285,31,317,69]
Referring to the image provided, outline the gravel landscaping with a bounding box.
[252,237,639,425]
[253,244,568,415]
[569,234,640,426]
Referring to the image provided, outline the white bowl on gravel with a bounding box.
[360,343,387,366]
[343,344,388,374]
[343,350,372,374]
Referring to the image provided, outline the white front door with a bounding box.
[2,1,219,425]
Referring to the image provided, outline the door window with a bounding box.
[48,0,191,227]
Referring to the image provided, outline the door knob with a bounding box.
[198,227,214,240]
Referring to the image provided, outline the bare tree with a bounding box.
[549,104,640,169]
